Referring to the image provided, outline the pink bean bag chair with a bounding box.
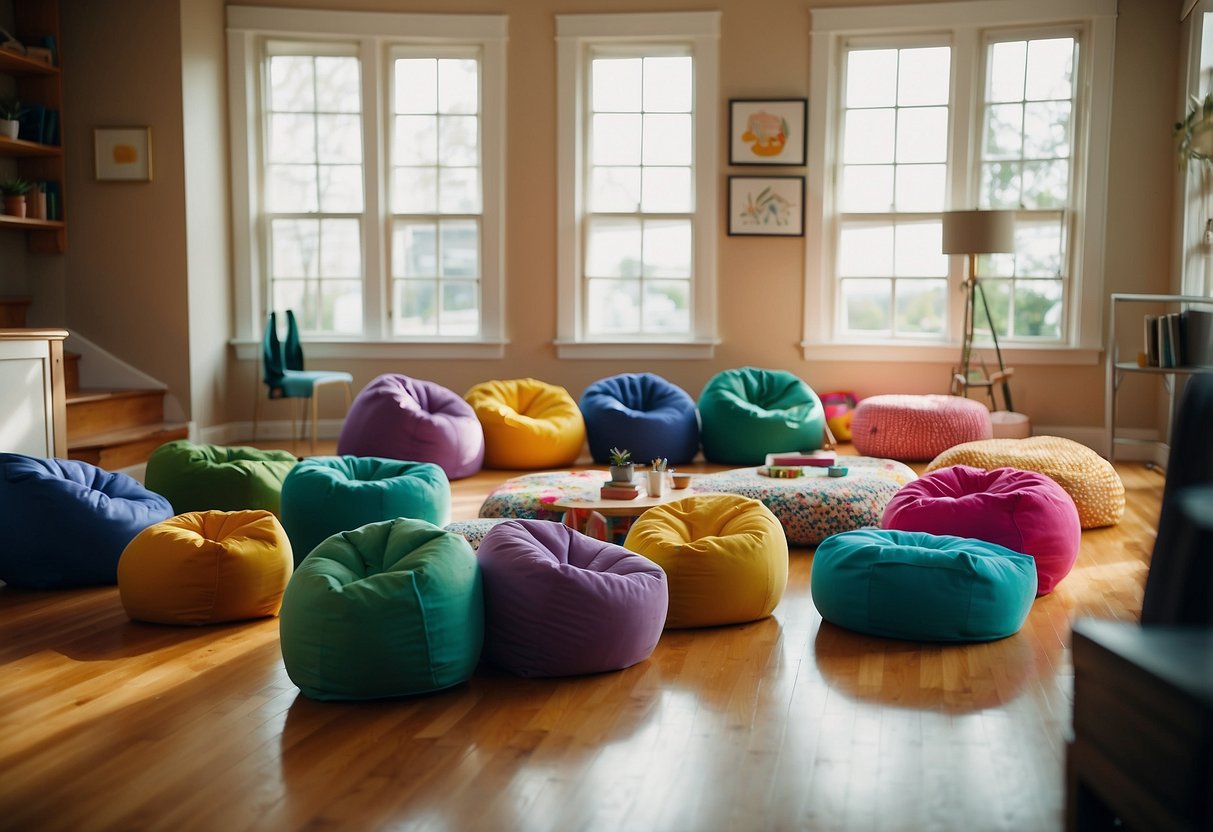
[851,394,992,462]
[880,464,1081,595]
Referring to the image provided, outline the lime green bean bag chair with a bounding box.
[145,440,297,516]
[279,518,483,700]
[280,456,451,565]
[698,367,826,465]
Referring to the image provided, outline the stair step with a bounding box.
[63,350,80,394]
[66,388,166,438]
[68,422,189,470]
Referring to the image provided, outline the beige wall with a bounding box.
[29,0,1181,437]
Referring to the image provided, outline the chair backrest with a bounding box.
[1140,372,1213,625]
[262,311,285,386]
[284,309,305,371]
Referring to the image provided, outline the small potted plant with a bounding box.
[1,178,31,218]
[0,97,19,140]
[608,447,634,483]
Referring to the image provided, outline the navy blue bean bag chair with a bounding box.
[579,372,699,465]
[0,453,174,589]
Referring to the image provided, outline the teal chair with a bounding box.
[252,310,354,453]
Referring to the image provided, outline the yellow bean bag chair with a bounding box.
[465,378,586,469]
[624,494,788,628]
[926,435,1125,529]
[118,510,294,625]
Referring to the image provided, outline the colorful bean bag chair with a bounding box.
[820,391,860,442]
[926,436,1125,529]
[881,465,1080,594]
[698,367,826,465]
[625,494,787,628]
[280,456,451,565]
[0,453,173,589]
[144,440,297,516]
[477,520,668,677]
[279,518,483,701]
[336,374,485,480]
[465,378,586,470]
[580,372,700,466]
[118,510,293,624]
[811,528,1037,641]
[850,394,992,462]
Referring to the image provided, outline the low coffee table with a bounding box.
[553,479,695,542]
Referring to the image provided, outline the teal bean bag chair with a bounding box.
[280,456,451,565]
[279,518,483,700]
[144,440,297,516]
[698,367,826,465]
[811,528,1037,642]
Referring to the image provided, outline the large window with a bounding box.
[805,0,1116,363]
[228,8,506,357]
[555,13,720,359]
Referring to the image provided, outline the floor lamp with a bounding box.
[942,209,1017,411]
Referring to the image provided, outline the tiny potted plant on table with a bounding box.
[1,178,31,218]
[0,97,20,140]
[608,447,634,483]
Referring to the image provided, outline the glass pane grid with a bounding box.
[391,218,481,337]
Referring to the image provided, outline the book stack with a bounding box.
[1143,310,1213,369]
[17,105,60,146]
[599,480,640,500]
[764,450,836,468]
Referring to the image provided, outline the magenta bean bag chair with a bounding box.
[880,464,1081,595]
[476,520,668,677]
[851,394,992,461]
[337,374,484,479]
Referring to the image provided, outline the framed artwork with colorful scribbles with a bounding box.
[728,99,807,166]
[728,176,805,237]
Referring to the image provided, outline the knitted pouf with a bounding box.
[850,395,992,462]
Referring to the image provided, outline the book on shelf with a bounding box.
[764,450,836,467]
[1186,310,1213,367]
[1144,315,1159,367]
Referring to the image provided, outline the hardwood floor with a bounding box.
[0,444,1163,831]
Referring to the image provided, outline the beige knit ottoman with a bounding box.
[925,436,1124,529]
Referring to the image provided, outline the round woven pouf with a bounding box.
[850,395,992,462]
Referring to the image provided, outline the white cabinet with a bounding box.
[0,328,67,457]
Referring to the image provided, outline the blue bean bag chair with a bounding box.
[280,456,451,565]
[811,528,1037,642]
[580,372,700,465]
[279,518,483,701]
[0,453,174,589]
[698,367,826,465]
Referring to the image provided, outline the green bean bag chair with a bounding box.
[144,440,297,516]
[698,367,826,465]
[811,528,1037,642]
[280,456,451,565]
[279,518,483,700]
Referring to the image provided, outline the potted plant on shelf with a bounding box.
[608,447,634,483]
[1,178,31,218]
[0,97,20,140]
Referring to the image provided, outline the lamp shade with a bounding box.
[941,210,1015,255]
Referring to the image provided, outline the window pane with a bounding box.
[440,220,479,277]
[593,58,642,112]
[269,114,316,163]
[395,115,438,165]
[843,109,895,164]
[895,106,947,163]
[319,219,361,277]
[984,104,1023,160]
[273,279,314,328]
[586,219,642,277]
[1021,160,1069,209]
[438,168,481,213]
[976,279,1010,338]
[590,167,641,212]
[441,280,479,335]
[1025,38,1074,101]
[318,165,363,212]
[1015,218,1063,277]
[895,279,946,334]
[393,222,437,277]
[587,279,641,334]
[438,115,479,166]
[396,280,437,335]
[1023,101,1071,159]
[894,222,946,277]
[318,280,362,334]
[270,56,314,112]
[980,162,1021,209]
[897,47,950,106]
[842,278,891,331]
[271,219,318,278]
[842,165,893,212]
[393,167,438,213]
[642,114,692,166]
[317,115,362,164]
[641,168,692,212]
[644,57,692,112]
[438,59,478,114]
[643,219,692,277]
[396,58,437,113]
[592,114,642,165]
[1012,279,1063,337]
[268,164,318,212]
[894,164,945,212]
[644,279,691,333]
[839,224,893,276]
[988,41,1026,103]
[846,49,897,108]
[315,57,360,113]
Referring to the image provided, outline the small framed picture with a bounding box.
[728,176,805,237]
[729,99,807,166]
[94,127,153,182]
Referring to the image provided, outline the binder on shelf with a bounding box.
[1167,313,1186,368]
[1186,310,1213,368]
[1144,315,1159,367]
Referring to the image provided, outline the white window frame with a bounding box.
[227,6,508,359]
[803,0,1116,366]
[555,12,721,360]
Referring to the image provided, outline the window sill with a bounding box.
[233,339,508,361]
[553,339,719,360]
[799,341,1101,366]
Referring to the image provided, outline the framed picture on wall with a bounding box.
[728,99,807,165]
[94,127,153,182]
[727,176,805,236]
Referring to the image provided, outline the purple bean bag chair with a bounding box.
[476,520,668,677]
[880,464,1081,595]
[337,374,485,479]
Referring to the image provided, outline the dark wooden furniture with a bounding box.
[1067,618,1213,831]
